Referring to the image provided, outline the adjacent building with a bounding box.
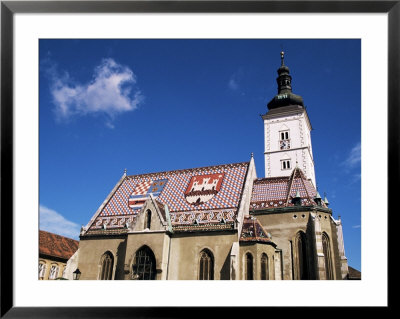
[39,230,79,280]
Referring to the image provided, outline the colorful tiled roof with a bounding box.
[250,167,327,210]
[239,216,274,244]
[39,230,79,260]
[85,162,249,233]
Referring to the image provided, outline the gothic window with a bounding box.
[245,253,254,280]
[322,233,334,280]
[281,159,291,170]
[132,246,156,280]
[261,253,269,280]
[145,210,151,229]
[199,249,214,280]
[99,251,114,280]
[48,264,59,280]
[39,262,46,279]
[294,231,310,280]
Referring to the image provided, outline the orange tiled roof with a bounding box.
[39,230,79,260]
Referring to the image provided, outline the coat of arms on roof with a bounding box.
[184,173,224,206]
[128,179,168,209]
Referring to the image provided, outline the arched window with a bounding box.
[322,233,334,280]
[246,253,254,280]
[294,231,309,280]
[199,249,214,280]
[145,210,151,229]
[48,264,59,280]
[261,253,269,280]
[100,251,114,280]
[132,246,156,280]
[39,262,46,279]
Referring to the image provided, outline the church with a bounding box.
[76,52,349,280]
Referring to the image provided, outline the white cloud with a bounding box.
[48,58,143,124]
[343,142,361,168]
[228,77,239,90]
[39,205,80,239]
[352,225,361,229]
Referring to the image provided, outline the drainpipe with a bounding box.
[165,204,173,280]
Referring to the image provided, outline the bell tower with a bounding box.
[262,52,316,187]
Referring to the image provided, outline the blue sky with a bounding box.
[39,39,361,271]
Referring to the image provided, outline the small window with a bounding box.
[39,262,46,279]
[246,253,254,280]
[281,159,291,170]
[145,210,151,229]
[261,254,269,280]
[49,264,59,280]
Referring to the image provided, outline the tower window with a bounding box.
[281,160,291,170]
[279,130,290,150]
[280,130,290,141]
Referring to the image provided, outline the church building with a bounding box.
[76,52,349,280]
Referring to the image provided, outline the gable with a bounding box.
[131,196,168,232]
[250,167,328,210]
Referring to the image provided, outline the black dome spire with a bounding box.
[267,51,304,110]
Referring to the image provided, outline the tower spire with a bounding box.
[267,51,304,110]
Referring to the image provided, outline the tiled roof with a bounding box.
[250,167,327,210]
[348,266,361,279]
[239,216,274,244]
[39,230,79,260]
[86,162,249,233]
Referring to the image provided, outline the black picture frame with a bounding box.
[1,0,396,317]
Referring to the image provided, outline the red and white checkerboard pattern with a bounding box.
[131,180,152,196]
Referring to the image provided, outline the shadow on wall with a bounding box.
[220,253,231,280]
[114,239,127,280]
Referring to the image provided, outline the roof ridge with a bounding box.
[285,167,298,205]
[39,229,79,243]
[126,161,249,179]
